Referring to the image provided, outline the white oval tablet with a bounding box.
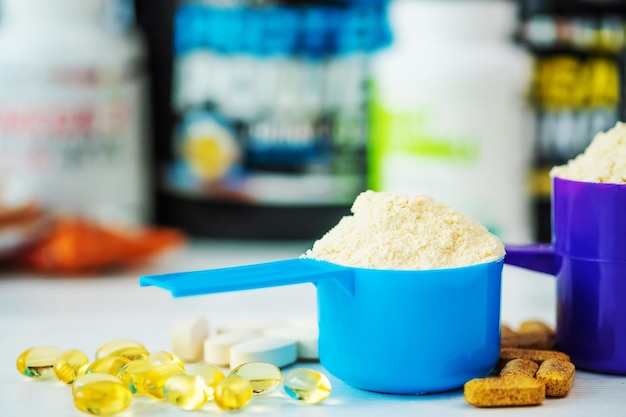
[229,336,297,369]
[172,316,209,362]
[215,318,286,335]
[263,325,318,361]
[204,331,259,367]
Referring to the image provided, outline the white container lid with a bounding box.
[2,0,105,24]
[389,0,519,43]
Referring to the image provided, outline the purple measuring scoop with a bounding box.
[506,176,626,375]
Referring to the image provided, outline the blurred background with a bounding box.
[1,0,625,272]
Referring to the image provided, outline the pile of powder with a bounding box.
[551,122,626,184]
[303,190,505,270]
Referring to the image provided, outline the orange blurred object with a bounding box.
[14,217,186,275]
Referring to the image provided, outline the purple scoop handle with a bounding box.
[504,243,559,276]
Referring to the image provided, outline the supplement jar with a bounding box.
[0,0,150,224]
[145,1,390,239]
[369,0,533,243]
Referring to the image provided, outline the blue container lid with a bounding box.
[174,2,391,57]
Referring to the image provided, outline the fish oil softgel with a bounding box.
[164,374,208,410]
[214,375,254,411]
[54,349,90,384]
[118,359,155,394]
[149,351,185,370]
[95,339,146,360]
[73,373,133,416]
[108,346,150,362]
[85,356,131,377]
[188,363,225,399]
[16,346,63,379]
[282,368,332,404]
[229,361,282,395]
[142,364,185,399]
[16,324,335,415]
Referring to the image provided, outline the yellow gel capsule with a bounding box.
[143,364,185,399]
[283,368,332,404]
[149,351,185,371]
[230,362,282,395]
[188,363,225,400]
[86,356,131,377]
[164,374,208,410]
[108,346,150,362]
[95,340,146,360]
[16,346,63,379]
[72,373,124,396]
[72,373,133,416]
[54,349,90,384]
[119,359,155,394]
[214,375,253,411]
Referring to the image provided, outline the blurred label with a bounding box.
[0,65,148,224]
[368,83,533,243]
[169,52,369,205]
[528,55,620,197]
[163,1,393,206]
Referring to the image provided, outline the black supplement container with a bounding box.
[135,0,390,239]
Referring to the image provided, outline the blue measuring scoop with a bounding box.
[139,257,504,395]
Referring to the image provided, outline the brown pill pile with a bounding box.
[464,320,576,408]
[536,358,576,397]
[500,320,556,350]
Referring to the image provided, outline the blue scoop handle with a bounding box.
[139,258,354,297]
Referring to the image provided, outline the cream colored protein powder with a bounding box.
[303,190,505,270]
[551,122,626,184]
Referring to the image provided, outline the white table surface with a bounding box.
[1,239,624,417]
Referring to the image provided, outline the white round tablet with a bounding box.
[172,316,209,362]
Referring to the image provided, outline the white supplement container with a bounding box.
[369,0,533,242]
[0,0,149,224]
